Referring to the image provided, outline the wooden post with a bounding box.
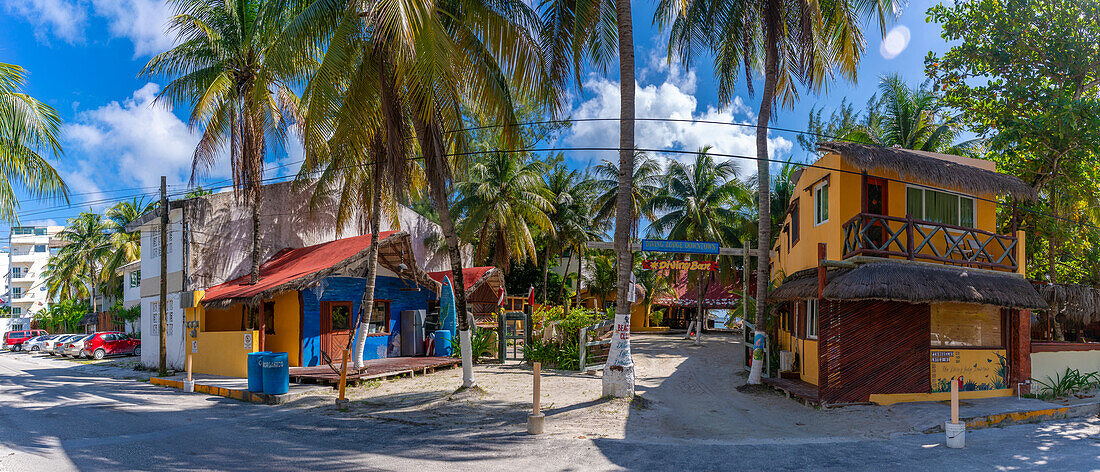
[337,348,350,404]
[905,214,914,260]
[951,377,959,424]
[527,361,545,434]
[532,361,541,414]
[186,351,193,383]
[817,243,827,298]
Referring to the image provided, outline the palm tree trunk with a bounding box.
[541,244,552,304]
[603,0,636,398]
[748,16,779,386]
[352,167,383,370]
[574,246,583,309]
[561,251,572,306]
[250,189,261,284]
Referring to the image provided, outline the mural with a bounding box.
[931,349,1008,392]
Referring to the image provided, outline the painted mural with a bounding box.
[930,349,1008,392]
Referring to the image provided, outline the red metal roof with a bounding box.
[203,232,396,303]
[427,267,495,292]
[652,270,757,308]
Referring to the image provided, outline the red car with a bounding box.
[81,332,141,359]
[4,329,47,351]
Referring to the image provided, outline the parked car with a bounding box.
[22,335,54,352]
[45,335,78,355]
[81,332,141,359]
[60,334,94,358]
[3,329,47,351]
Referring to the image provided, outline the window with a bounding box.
[931,303,1002,347]
[11,267,21,278]
[33,244,45,253]
[12,287,23,298]
[805,299,819,339]
[369,301,391,333]
[12,307,20,315]
[129,270,141,288]
[34,228,46,236]
[814,182,829,226]
[331,305,351,330]
[906,187,976,227]
[790,200,800,245]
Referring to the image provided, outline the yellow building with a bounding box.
[767,142,1047,405]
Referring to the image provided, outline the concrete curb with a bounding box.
[150,377,317,405]
[924,401,1100,433]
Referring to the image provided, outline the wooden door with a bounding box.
[320,301,353,363]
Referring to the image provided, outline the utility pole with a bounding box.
[159,176,168,376]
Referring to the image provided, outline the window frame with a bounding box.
[813,181,829,227]
[905,185,977,228]
[805,299,819,339]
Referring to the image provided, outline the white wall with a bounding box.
[1032,350,1100,384]
[140,293,185,370]
[122,264,141,308]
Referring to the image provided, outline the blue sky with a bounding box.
[0,0,950,235]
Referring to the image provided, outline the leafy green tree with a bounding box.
[49,213,113,314]
[658,0,895,384]
[143,0,304,284]
[0,62,68,221]
[540,157,599,304]
[646,146,753,344]
[103,198,156,290]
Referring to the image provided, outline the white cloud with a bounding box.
[4,0,87,43]
[63,83,225,191]
[6,0,174,56]
[880,25,911,60]
[563,71,792,179]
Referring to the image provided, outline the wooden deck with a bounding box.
[289,356,460,387]
[763,377,821,405]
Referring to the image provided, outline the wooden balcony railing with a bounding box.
[841,213,1018,272]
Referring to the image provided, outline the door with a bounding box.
[101,334,118,354]
[320,301,353,363]
[865,177,888,248]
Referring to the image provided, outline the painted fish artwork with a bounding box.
[440,275,457,336]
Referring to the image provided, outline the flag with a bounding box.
[497,287,506,307]
[527,286,535,306]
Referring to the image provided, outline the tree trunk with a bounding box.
[748,16,779,386]
[1049,230,1065,341]
[250,190,261,284]
[541,243,552,304]
[603,0,636,398]
[352,168,383,370]
[574,246,583,309]
[561,251,572,306]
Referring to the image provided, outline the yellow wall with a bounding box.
[870,388,1012,406]
[1032,350,1100,385]
[930,349,1008,392]
[772,153,1019,283]
[776,327,818,385]
[191,329,259,377]
[265,291,301,367]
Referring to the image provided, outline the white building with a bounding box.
[7,225,62,323]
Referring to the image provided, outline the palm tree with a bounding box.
[647,147,753,344]
[290,0,555,386]
[658,0,895,384]
[541,160,596,303]
[839,74,981,155]
[103,198,157,289]
[454,152,553,270]
[0,62,68,221]
[592,152,662,236]
[51,212,113,315]
[540,0,639,397]
[142,0,305,284]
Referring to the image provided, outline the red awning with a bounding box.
[203,232,397,304]
[427,267,495,292]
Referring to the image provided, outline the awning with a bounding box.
[652,270,754,309]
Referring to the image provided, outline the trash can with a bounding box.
[433,329,452,357]
[261,352,290,395]
[247,351,270,392]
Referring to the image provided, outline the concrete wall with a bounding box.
[140,292,186,370]
[1032,349,1100,384]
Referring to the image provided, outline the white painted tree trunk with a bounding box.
[459,325,475,388]
[603,311,635,397]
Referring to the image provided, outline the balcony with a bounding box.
[842,213,1019,272]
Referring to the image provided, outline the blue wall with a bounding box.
[300,275,437,367]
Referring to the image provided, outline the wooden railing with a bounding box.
[842,213,1018,272]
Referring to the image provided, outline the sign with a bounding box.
[641,239,720,255]
[243,333,253,349]
[642,260,718,271]
[191,340,198,354]
[930,349,1007,392]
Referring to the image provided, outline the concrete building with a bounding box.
[7,225,63,323]
[127,181,469,371]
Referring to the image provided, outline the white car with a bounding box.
[60,334,94,358]
[45,334,78,355]
[21,335,53,352]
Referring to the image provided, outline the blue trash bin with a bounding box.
[261,352,290,395]
[246,351,270,392]
[433,330,452,357]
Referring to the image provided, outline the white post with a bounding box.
[528,361,545,434]
[460,313,475,388]
[946,377,965,448]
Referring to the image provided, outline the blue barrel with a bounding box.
[433,330,452,357]
[261,352,290,395]
[246,351,270,392]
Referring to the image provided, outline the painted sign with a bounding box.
[243,333,253,349]
[641,239,720,255]
[752,332,766,361]
[641,260,718,271]
[930,349,1007,392]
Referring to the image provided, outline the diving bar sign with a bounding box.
[641,239,720,255]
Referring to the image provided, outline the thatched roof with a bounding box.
[1033,283,1100,324]
[771,260,1047,309]
[817,142,1037,201]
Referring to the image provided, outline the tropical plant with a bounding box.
[49,212,113,314]
[583,254,617,309]
[540,0,641,397]
[0,62,68,221]
[450,327,498,363]
[34,299,90,333]
[103,198,156,289]
[591,152,662,234]
[108,300,142,334]
[142,0,305,285]
[658,0,895,384]
[540,159,597,303]
[1031,368,1100,400]
[454,152,553,269]
[646,147,753,344]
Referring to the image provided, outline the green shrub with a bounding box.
[522,338,581,371]
[449,327,496,363]
[1032,368,1100,399]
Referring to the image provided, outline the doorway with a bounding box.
[320,301,353,363]
[865,177,888,248]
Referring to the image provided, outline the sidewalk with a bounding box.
[151,373,328,405]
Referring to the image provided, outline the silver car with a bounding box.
[21,335,53,353]
[60,334,94,358]
[45,334,77,355]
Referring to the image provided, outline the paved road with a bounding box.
[1,353,1098,471]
